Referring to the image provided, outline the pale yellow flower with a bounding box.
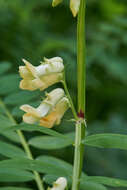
[19,57,64,91]
[52,0,63,7]
[52,0,80,17]
[70,0,80,17]
[40,97,69,128]
[20,88,69,128]
[49,177,67,190]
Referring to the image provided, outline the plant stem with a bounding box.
[72,0,86,190]
[62,79,78,120]
[77,0,86,112]
[72,121,84,190]
[0,99,45,190]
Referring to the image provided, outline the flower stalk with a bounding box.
[62,77,77,120]
[72,0,86,190]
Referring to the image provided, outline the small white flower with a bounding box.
[20,88,69,128]
[70,0,80,17]
[50,177,67,190]
[19,57,64,91]
[52,0,63,7]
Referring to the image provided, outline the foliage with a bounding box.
[0,0,127,190]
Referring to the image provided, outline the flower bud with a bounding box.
[19,57,64,91]
[52,0,63,7]
[20,88,69,128]
[50,177,67,190]
[70,0,80,17]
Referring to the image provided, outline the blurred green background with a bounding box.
[0,0,127,189]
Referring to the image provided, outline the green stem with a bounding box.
[77,0,86,112]
[62,79,78,120]
[0,99,45,190]
[72,0,86,190]
[72,121,84,190]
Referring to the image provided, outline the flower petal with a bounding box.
[36,103,51,117]
[20,103,51,118]
[44,57,63,63]
[19,66,33,79]
[70,0,80,17]
[39,73,63,91]
[20,105,39,116]
[50,177,67,190]
[23,113,39,124]
[36,61,64,76]
[52,0,63,7]
[40,112,58,128]
[44,88,64,107]
[22,59,38,78]
[40,97,69,128]
[55,97,69,125]
[20,78,43,91]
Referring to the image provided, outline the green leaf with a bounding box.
[6,124,72,140]
[0,157,72,176]
[0,158,34,170]
[0,115,14,129]
[0,115,20,143]
[37,156,73,177]
[0,141,26,158]
[80,180,107,190]
[4,91,40,105]
[0,158,107,190]
[29,133,74,149]
[12,106,24,117]
[0,62,11,75]
[86,176,127,187]
[0,74,19,95]
[1,131,20,143]
[0,188,32,190]
[84,133,127,150]
[0,169,34,182]
[43,174,59,185]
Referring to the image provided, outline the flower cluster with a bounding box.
[52,0,80,17]
[19,57,69,128]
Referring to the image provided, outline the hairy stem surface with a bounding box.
[0,99,44,190]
